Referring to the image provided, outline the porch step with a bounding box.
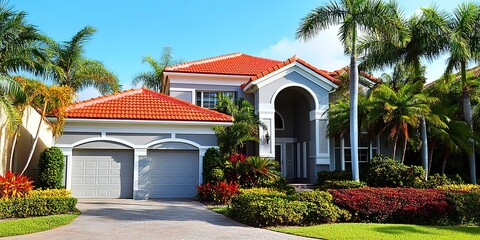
[290,184,316,192]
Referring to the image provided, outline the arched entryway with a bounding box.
[274,86,316,183]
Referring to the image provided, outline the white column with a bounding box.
[199,148,207,184]
[302,142,307,178]
[59,147,73,190]
[134,148,147,198]
[340,138,345,171]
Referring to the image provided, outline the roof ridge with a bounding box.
[165,52,243,71]
[67,89,142,111]
[139,88,233,121]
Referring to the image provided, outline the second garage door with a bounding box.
[148,150,199,198]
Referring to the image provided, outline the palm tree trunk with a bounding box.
[441,149,450,175]
[420,118,428,180]
[8,129,18,171]
[392,133,399,161]
[349,26,360,181]
[20,102,47,175]
[401,136,408,164]
[461,61,476,184]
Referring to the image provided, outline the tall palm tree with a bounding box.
[132,47,181,93]
[369,81,438,163]
[45,26,119,95]
[444,2,480,183]
[0,2,45,75]
[296,0,405,180]
[360,7,449,177]
[0,75,25,130]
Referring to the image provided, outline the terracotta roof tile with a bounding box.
[65,88,232,122]
[328,67,380,83]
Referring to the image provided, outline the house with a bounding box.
[18,52,382,200]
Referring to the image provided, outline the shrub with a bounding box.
[196,181,239,204]
[202,148,225,183]
[437,184,480,192]
[318,180,367,190]
[445,191,480,225]
[364,155,425,187]
[229,196,310,227]
[330,187,451,225]
[257,177,296,194]
[317,170,351,186]
[290,190,351,224]
[0,171,33,198]
[0,196,77,219]
[28,189,71,197]
[414,174,457,189]
[225,154,279,187]
[238,187,287,199]
[37,147,65,189]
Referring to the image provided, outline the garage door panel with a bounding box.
[148,150,199,198]
[72,149,133,199]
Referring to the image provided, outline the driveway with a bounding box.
[6,199,313,240]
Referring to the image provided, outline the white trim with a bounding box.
[65,137,136,149]
[275,111,285,130]
[145,138,202,149]
[303,142,307,178]
[340,138,345,171]
[166,71,251,80]
[296,143,301,177]
[270,83,319,110]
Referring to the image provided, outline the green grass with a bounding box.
[207,205,228,215]
[0,213,79,237]
[272,223,480,240]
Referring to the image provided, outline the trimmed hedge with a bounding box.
[228,188,348,227]
[28,189,71,197]
[317,170,352,186]
[318,180,367,190]
[364,155,425,188]
[0,196,77,219]
[445,191,480,225]
[330,187,451,225]
[438,184,480,192]
[37,147,65,189]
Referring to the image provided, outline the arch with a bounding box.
[275,111,285,130]
[270,83,319,110]
[71,137,135,149]
[145,138,201,149]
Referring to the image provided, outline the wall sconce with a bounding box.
[265,130,270,144]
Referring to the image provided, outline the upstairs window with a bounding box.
[196,91,237,109]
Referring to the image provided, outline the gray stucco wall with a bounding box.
[175,134,217,146]
[58,132,101,144]
[107,133,171,145]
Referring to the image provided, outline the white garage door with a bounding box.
[148,150,199,198]
[72,149,133,198]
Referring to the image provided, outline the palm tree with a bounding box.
[0,3,45,75]
[0,75,25,130]
[360,7,449,177]
[369,81,438,163]
[132,47,181,93]
[45,26,119,95]
[296,0,405,180]
[444,2,480,183]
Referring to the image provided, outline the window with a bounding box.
[275,112,284,130]
[196,91,237,109]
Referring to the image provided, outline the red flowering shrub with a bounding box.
[330,187,451,225]
[0,171,34,198]
[197,181,239,204]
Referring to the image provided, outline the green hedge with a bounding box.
[0,197,77,219]
[229,188,348,227]
[37,147,65,189]
[317,170,352,186]
[446,191,480,226]
[318,180,367,190]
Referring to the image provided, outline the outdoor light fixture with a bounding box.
[265,131,270,144]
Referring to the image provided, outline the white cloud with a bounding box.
[260,27,349,72]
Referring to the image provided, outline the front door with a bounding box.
[275,144,285,177]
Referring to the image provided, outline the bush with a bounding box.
[0,171,33,198]
[37,147,65,189]
[257,177,296,195]
[317,170,351,186]
[290,191,351,224]
[28,189,71,197]
[196,181,239,204]
[225,154,279,187]
[318,180,367,190]
[202,148,225,184]
[437,184,480,192]
[445,191,480,225]
[330,187,451,225]
[364,155,425,187]
[0,196,77,219]
[414,174,457,189]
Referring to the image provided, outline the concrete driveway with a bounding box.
[6,199,313,240]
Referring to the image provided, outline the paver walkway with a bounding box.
[5,199,313,240]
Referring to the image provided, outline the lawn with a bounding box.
[271,223,480,240]
[207,205,228,215]
[0,213,79,237]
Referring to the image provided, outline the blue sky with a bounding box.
[14,0,463,100]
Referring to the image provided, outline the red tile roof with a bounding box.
[165,53,282,76]
[65,88,232,122]
[328,67,380,83]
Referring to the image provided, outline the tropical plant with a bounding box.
[44,26,119,94]
[0,75,25,130]
[132,47,182,93]
[296,0,406,181]
[224,153,279,187]
[0,2,45,75]
[15,77,74,175]
[443,2,480,183]
[368,81,438,162]
[0,171,33,198]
